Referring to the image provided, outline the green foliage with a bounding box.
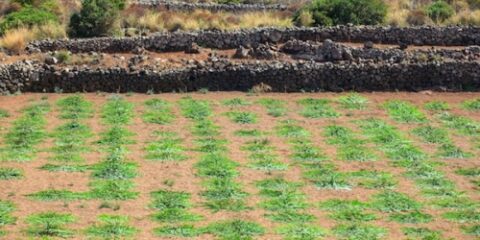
[243,138,287,171]
[89,180,138,200]
[442,209,480,223]
[438,112,480,136]
[101,96,134,125]
[371,191,421,212]
[0,200,16,227]
[455,167,480,177]
[426,1,454,23]
[402,227,443,240]
[348,170,397,189]
[0,167,23,180]
[298,98,339,118]
[155,225,199,237]
[384,100,427,123]
[389,211,433,223]
[150,190,202,222]
[145,132,187,161]
[462,225,480,236]
[142,99,174,124]
[222,98,251,107]
[50,121,93,162]
[304,164,351,190]
[225,111,257,124]
[204,220,265,240]
[276,223,326,240]
[91,151,137,180]
[412,125,449,144]
[0,109,9,118]
[257,98,287,117]
[57,95,93,119]
[68,0,121,38]
[276,120,310,138]
[234,129,263,137]
[86,215,138,239]
[436,143,472,159]
[324,125,376,162]
[179,97,211,120]
[333,224,387,240]
[294,0,387,26]
[0,7,58,35]
[319,199,370,211]
[337,93,369,110]
[28,189,86,201]
[26,212,76,238]
[424,101,450,112]
[462,98,480,111]
[329,208,377,222]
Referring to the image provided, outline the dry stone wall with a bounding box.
[1,60,479,94]
[27,26,480,53]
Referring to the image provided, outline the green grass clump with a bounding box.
[222,98,251,107]
[101,96,134,125]
[89,180,139,200]
[371,191,421,212]
[0,167,22,180]
[438,112,480,136]
[402,227,443,240]
[462,98,480,111]
[348,170,397,189]
[455,167,480,177]
[86,215,138,239]
[290,139,326,163]
[28,189,86,201]
[1,101,50,161]
[155,224,199,237]
[329,208,377,222]
[39,164,89,172]
[97,125,135,149]
[319,199,370,211]
[424,101,450,112]
[91,151,137,180]
[384,100,427,123]
[225,111,257,124]
[50,121,93,162]
[462,225,480,236]
[0,200,16,229]
[26,212,76,238]
[333,224,387,240]
[179,97,211,120]
[304,164,351,190]
[150,190,202,222]
[203,220,265,240]
[242,138,287,171]
[234,129,263,137]
[442,209,480,223]
[0,109,9,118]
[142,99,174,124]
[276,120,310,138]
[57,95,93,119]
[298,98,340,118]
[276,223,326,240]
[145,132,187,161]
[324,125,376,162]
[257,98,287,117]
[412,125,472,159]
[337,93,369,110]
[436,143,473,159]
[388,211,433,223]
[192,119,220,137]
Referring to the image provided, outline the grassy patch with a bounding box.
[402,227,443,240]
[0,200,16,230]
[276,223,326,240]
[413,125,472,159]
[142,99,174,124]
[438,112,480,136]
[371,191,421,212]
[57,95,93,119]
[276,120,310,138]
[304,164,350,190]
[324,125,376,162]
[225,111,257,124]
[388,211,433,223]
[234,129,264,137]
[290,139,327,163]
[89,180,138,200]
[150,190,202,223]
[101,95,134,125]
[0,167,22,180]
[145,131,187,161]
[455,167,480,177]
[384,100,426,123]
[442,209,480,223]
[258,98,286,117]
[0,109,9,118]
[242,138,287,171]
[39,164,89,172]
[333,224,387,240]
[424,101,450,112]
[348,170,397,189]
[155,224,199,237]
[179,97,212,120]
[222,98,251,107]
[462,98,480,111]
[462,224,480,237]
[203,220,265,240]
[26,212,76,238]
[50,121,93,162]
[86,215,137,239]
[27,189,86,201]
[337,93,369,110]
[298,98,340,118]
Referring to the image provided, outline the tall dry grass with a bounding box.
[0,23,66,54]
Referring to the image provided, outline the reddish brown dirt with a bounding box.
[0,92,479,240]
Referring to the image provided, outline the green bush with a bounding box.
[0,7,58,35]
[294,0,387,26]
[68,0,120,38]
[426,1,454,23]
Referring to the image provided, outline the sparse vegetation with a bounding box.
[384,100,427,123]
[337,93,369,110]
[203,219,265,240]
[26,212,76,238]
[86,214,138,239]
[0,167,22,180]
[298,98,340,118]
[142,99,174,124]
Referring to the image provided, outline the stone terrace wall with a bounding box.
[131,0,287,11]
[1,60,479,94]
[27,26,480,53]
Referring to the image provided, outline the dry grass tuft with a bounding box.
[0,28,34,54]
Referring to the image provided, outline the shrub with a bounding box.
[426,1,454,23]
[0,7,58,35]
[294,0,387,26]
[406,9,428,25]
[0,27,33,53]
[68,0,120,38]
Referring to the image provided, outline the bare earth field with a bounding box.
[0,92,479,240]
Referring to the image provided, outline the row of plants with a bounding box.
[0,200,15,236]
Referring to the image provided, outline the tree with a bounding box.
[68,0,120,38]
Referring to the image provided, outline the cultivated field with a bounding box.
[0,92,479,240]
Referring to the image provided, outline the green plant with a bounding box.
[462,224,480,236]
[337,93,369,110]
[155,224,199,237]
[57,95,93,119]
[298,98,339,118]
[319,199,370,211]
[455,167,480,177]
[371,191,421,212]
[412,125,449,144]
[402,227,443,240]
[442,209,480,223]
[349,170,397,189]
[179,97,212,120]
[388,211,433,223]
[0,167,23,180]
[294,0,387,26]
[204,220,265,240]
[0,7,58,35]
[222,98,251,107]
[257,98,287,117]
[101,96,134,125]
[0,109,9,118]
[424,101,450,111]
[462,98,480,111]
[384,100,427,123]
[438,112,480,136]
[86,215,138,239]
[150,190,202,222]
[26,212,76,238]
[0,200,16,228]
[89,180,138,200]
[426,1,454,23]
[68,0,121,38]
[145,133,187,161]
[276,120,310,138]
[142,99,174,124]
[276,223,326,240]
[324,125,376,162]
[234,129,263,137]
[27,189,86,201]
[329,208,377,222]
[333,224,387,240]
[225,111,257,124]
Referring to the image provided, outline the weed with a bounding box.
[402,227,443,240]
[298,98,340,118]
[26,212,76,238]
[324,125,376,162]
[0,167,22,180]
[50,121,93,162]
[412,126,449,144]
[86,215,138,239]
[455,167,480,177]
[337,93,369,110]
[0,109,9,118]
[39,164,89,172]
[243,138,287,171]
[57,95,93,119]
[204,220,265,240]
[28,189,86,201]
[257,98,287,117]
[101,96,134,125]
[276,120,310,138]
[424,101,450,112]
[150,190,202,222]
[333,224,387,240]
[234,129,263,137]
[371,191,421,212]
[319,199,370,211]
[384,100,427,123]
[349,170,397,189]
[92,153,137,180]
[304,165,351,190]
[389,210,433,223]
[192,119,220,137]
[225,111,257,124]
[222,98,251,107]
[145,134,187,161]
[462,98,480,111]
[155,224,199,237]
[276,223,326,240]
[438,112,480,136]
[290,139,326,163]
[97,125,135,148]
[436,143,473,159]
[462,225,480,236]
[329,208,377,222]
[442,209,480,223]
[179,97,211,120]
[0,200,16,228]
[142,99,174,124]
[89,180,139,200]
